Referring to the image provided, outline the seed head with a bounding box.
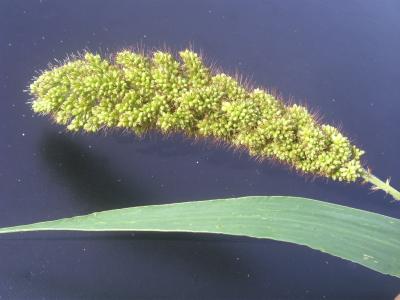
[29,49,365,182]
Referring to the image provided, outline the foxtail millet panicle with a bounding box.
[28,48,400,200]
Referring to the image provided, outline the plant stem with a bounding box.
[362,169,400,201]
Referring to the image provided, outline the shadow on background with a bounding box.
[40,132,151,210]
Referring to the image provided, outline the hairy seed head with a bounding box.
[29,49,365,182]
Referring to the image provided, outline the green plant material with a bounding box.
[0,196,399,278]
[28,49,400,200]
[362,171,400,201]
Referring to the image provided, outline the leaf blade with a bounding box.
[1,196,399,278]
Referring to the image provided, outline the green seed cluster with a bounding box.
[30,49,365,181]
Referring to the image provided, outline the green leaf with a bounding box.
[0,196,399,278]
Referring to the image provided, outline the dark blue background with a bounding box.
[1,0,400,299]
